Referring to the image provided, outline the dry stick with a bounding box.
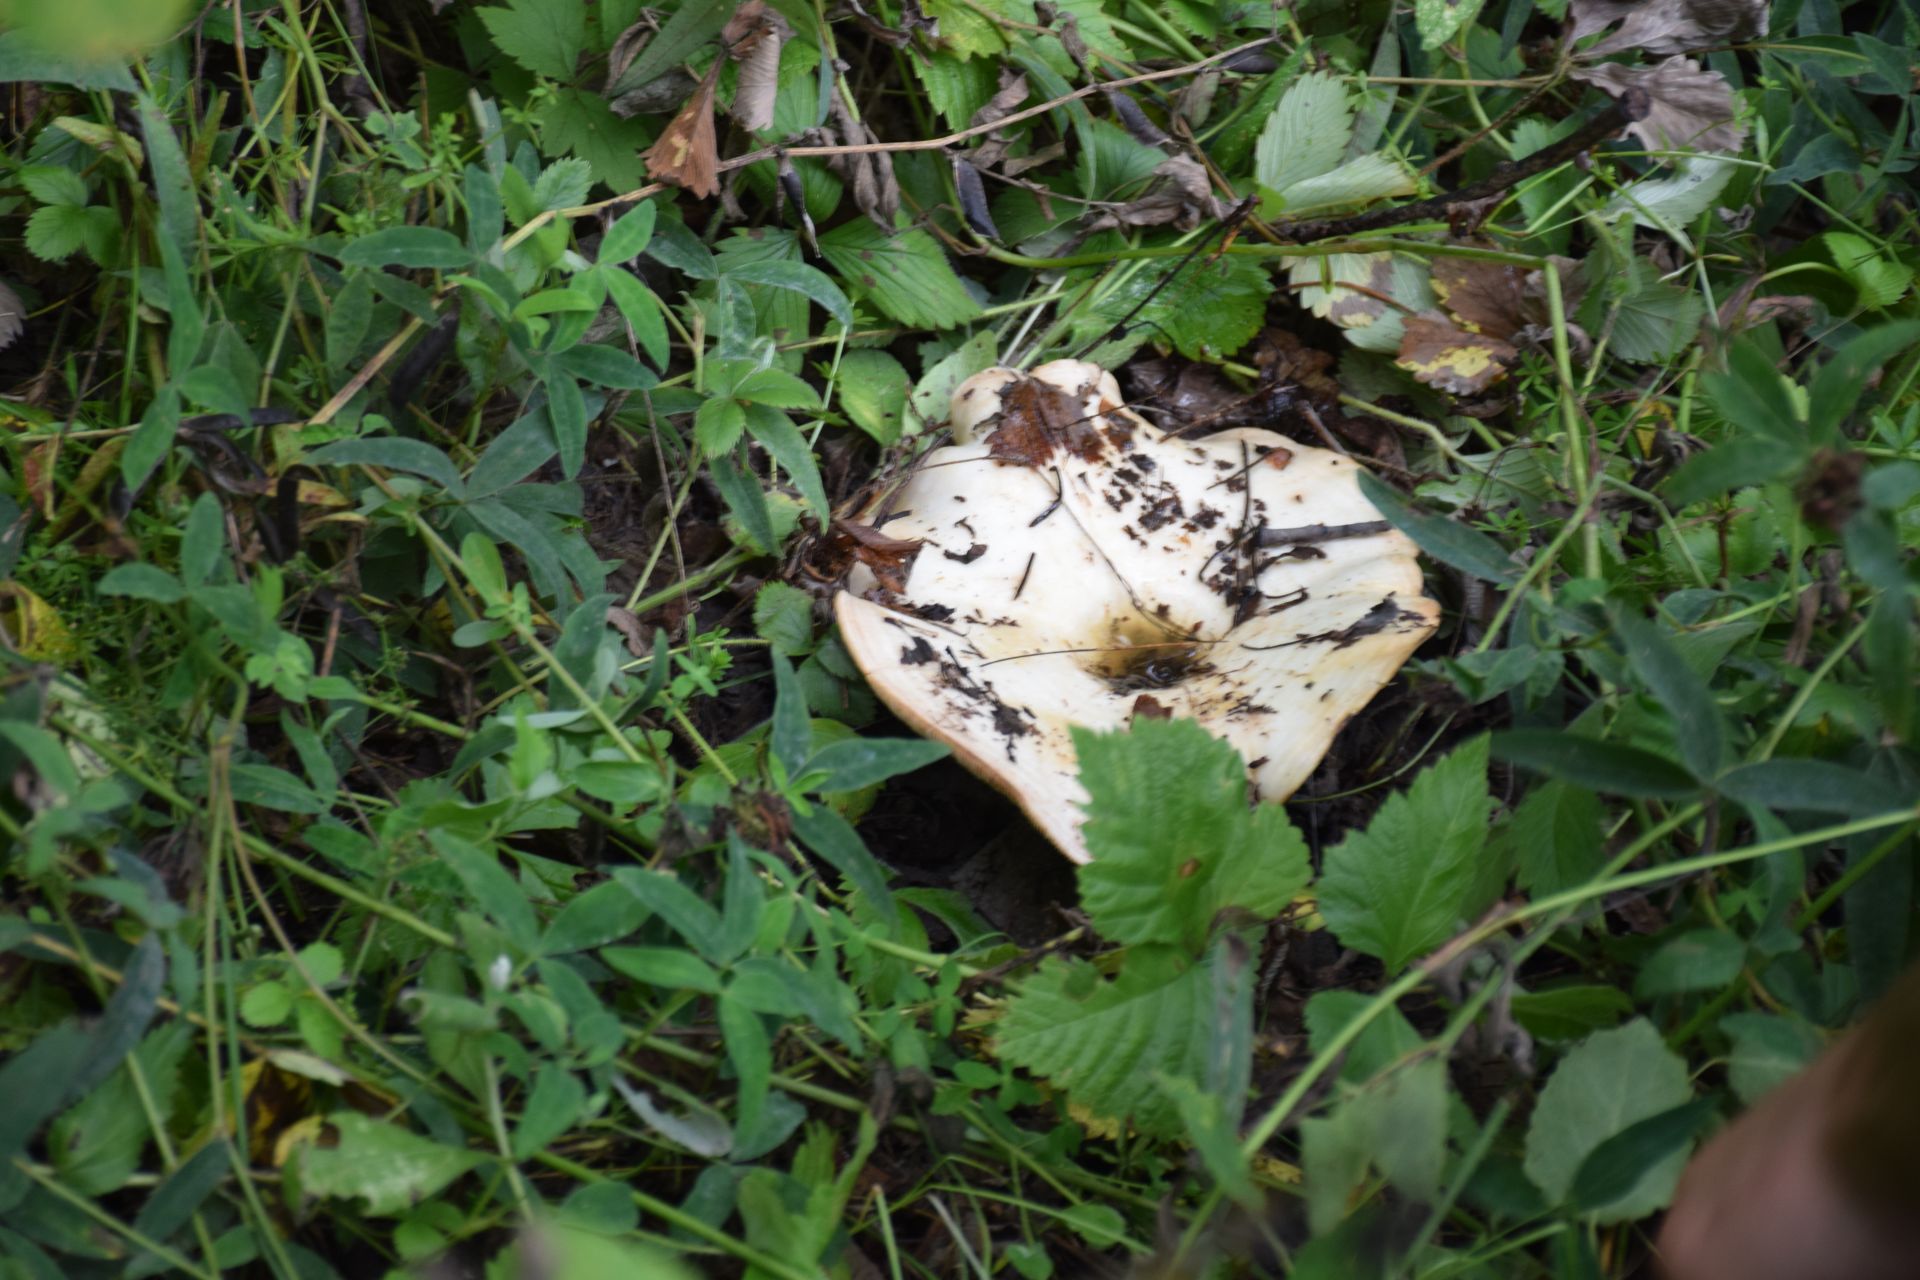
[1255,520,1391,546]
[1270,94,1640,243]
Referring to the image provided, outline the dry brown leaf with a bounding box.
[1083,154,1228,233]
[820,93,899,227]
[1431,255,1584,337]
[723,0,790,133]
[1570,0,1767,56]
[968,70,1029,170]
[953,156,1000,239]
[1573,57,1746,154]
[0,280,24,354]
[1395,312,1518,395]
[643,60,722,198]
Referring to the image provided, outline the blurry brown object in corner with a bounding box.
[1657,962,1920,1280]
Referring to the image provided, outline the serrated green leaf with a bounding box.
[1273,151,1416,214]
[599,200,657,263]
[695,398,747,456]
[476,0,588,80]
[539,89,651,193]
[24,203,91,261]
[1318,735,1492,972]
[1073,718,1309,952]
[20,165,87,207]
[753,581,813,655]
[724,259,854,329]
[1607,601,1725,778]
[1414,0,1486,48]
[1523,1018,1692,1221]
[1255,72,1353,194]
[995,942,1236,1135]
[818,220,981,329]
[1604,265,1704,364]
[1512,780,1604,896]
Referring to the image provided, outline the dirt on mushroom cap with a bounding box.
[835,358,1440,864]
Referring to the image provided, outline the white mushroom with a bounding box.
[835,358,1439,864]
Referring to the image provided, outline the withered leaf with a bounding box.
[1396,312,1518,395]
[968,69,1030,170]
[643,60,722,198]
[0,279,24,353]
[820,93,900,227]
[832,518,923,594]
[1570,0,1767,56]
[1083,154,1228,233]
[605,605,651,657]
[1105,90,1171,147]
[1573,57,1746,154]
[952,156,1000,240]
[724,0,790,133]
[1431,254,1584,338]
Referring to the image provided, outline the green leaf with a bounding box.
[97,563,185,603]
[1605,265,1705,365]
[1272,150,1415,213]
[803,738,950,792]
[19,166,87,208]
[476,0,587,80]
[1073,718,1309,952]
[601,947,722,994]
[326,270,374,373]
[602,266,671,370]
[1512,781,1604,896]
[723,259,854,329]
[1359,471,1519,584]
[1074,254,1271,363]
[753,582,813,656]
[431,832,541,953]
[556,343,658,390]
[1304,990,1424,1083]
[995,941,1238,1136]
[511,1066,586,1159]
[1568,1098,1717,1213]
[228,763,327,814]
[904,330,998,435]
[695,398,746,456]
[1414,0,1486,48]
[1607,602,1725,778]
[0,29,134,90]
[180,491,224,588]
[135,89,197,250]
[769,652,811,777]
[599,200,658,263]
[296,1113,484,1217]
[1492,730,1698,798]
[1509,984,1633,1042]
[131,1141,230,1244]
[1318,736,1493,972]
[1255,72,1353,194]
[542,881,651,954]
[1523,1018,1693,1221]
[1301,1057,1447,1234]
[744,403,829,523]
[24,203,92,261]
[1634,929,1745,998]
[718,990,772,1133]
[307,437,465,496]
[835,349,911,444]
[735,367,822,411]
[240,980,294,1027]
[531,157,593,211]
[709,450,780,554]
[1720,1012,1825,1104]
[1806,321,1920,441]
[1663,438,1798,506]
[789,807,898,930]
[339,226,473,269]
[1716,759,1907,816]
[818,220,982,329]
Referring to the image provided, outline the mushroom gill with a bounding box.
[834,358,1440,864]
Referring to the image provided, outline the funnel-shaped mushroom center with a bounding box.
[836,359,1438,863]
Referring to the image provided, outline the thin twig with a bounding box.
[1256,520,1392,546]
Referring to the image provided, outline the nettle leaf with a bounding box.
[995,940,1242,1136]
[476,0,588,81]
[1073,718,1309,952]
[295,1113,484,1217]
[817,220,981,329]
[1077,254,1271,363]
[1318,735,1493,973]
[1523,1018,1693,1221]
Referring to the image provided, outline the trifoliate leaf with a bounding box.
[1523,1018,1693,1221]
[818,220,981,330]
[1254,72,1353,194]
[476,0,588,80]
[1074,718,1308,952]
[1317,735,1493,973]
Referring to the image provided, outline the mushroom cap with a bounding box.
[835,358,1439,864]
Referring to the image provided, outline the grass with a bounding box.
[0,0,1918,1276]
